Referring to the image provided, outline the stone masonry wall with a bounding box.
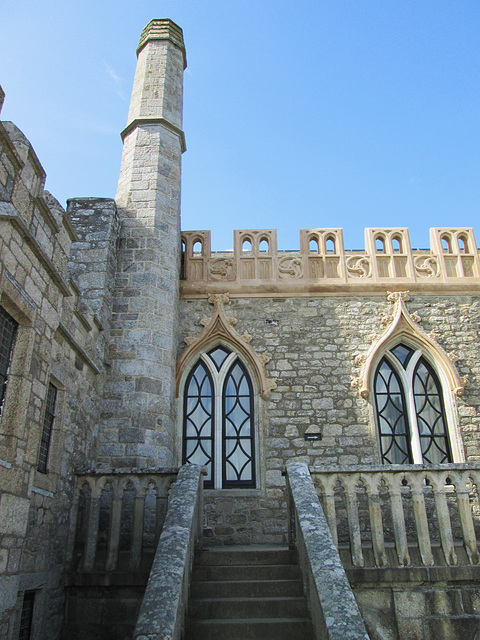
[67,198,119,334]
[102,20,186,470]
[0,115,107,639]
[354,581,480,640]
[178,295,480,544]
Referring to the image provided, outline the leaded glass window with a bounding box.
[183,347,255,489]
[374,360,411,464]
[374,343,451,465]
[0,306,18,419]
[18,591,35,640]
[183,362,214,487]
[37,383,58,474]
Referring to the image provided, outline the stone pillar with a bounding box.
[102,19,186,468]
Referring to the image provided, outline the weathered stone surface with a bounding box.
[133,464,203,640]
[287,461,369,640]
[102,19,186,470]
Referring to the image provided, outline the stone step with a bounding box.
[188,596,309,619]
[192,562,301,582]
[190,577,304,598]
[185,617,315,640]
[194,547,296,566]
[185,545,315,640]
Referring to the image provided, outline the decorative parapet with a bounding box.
[180,227,480,298]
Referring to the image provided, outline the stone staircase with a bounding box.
[184,546,315,640]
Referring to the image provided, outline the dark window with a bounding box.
[374,344,451,465]
[18,591,35,640]
[183,362,214,487]
[374,359,411,464]
[0,306,18,419]
[223,360,255,488]
[183,347,255,489]
[413,359,451,464]
[37,383,57,474]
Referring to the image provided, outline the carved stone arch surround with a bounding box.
[354,291,468,399]
[176,293,276,399]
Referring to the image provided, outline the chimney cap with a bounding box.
[137,19,186,68]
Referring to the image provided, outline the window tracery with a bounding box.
[182,346,255,489]
[374,343,451,465]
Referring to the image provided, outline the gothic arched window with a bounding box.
[374,343,452,465]
[183,346,256,489]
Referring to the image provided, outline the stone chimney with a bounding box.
[102,20,186,468]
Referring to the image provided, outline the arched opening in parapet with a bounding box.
[326,237,336,253]
[441,236,452,253]
[309,238,319,253]
[259,239,269,253]
[392,236,402,253]
[458,235,469,253]
[242,239,253,254]
[193,240,203,255]
[375,236,385,253]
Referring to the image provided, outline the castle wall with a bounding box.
[0,119,110,639]
[178,294,480,544]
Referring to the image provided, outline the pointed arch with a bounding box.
[176,293,276,400]
[356,291,467,399]
[181,343,256,489]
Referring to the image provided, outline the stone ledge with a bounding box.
[348,564,480,585]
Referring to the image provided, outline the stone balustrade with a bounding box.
[180,227,480,297]
[310,464,480,569]
[69,468,178,573]
[285,462,369,640]
[133,464,204,640]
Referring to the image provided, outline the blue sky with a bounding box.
[1,1,479,251]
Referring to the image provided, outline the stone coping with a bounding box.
[347,564,480,585]
[286,461,370,640]
[133,464,203,640]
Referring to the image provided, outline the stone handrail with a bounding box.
[133,464,204,640]
[310,463,480,569]
[180,226,480,297]
[285,462,370,640]
[69,468,178,573]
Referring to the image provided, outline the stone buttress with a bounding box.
[102,19,186,468]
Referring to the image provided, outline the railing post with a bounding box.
[83,484,101,572]
[344,475,364,567]
[364,474,388,567]
[322,476,338,548]
[386,474,411,567]
[456,476,479,564]
[430,474,457,566]
[409,475,434,566]
[105,479,123,571]
[130,480,146,571]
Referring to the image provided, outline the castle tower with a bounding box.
[103,20,186,468]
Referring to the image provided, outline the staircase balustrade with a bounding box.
[133,464,204,640]
[285,462,370,640]
[69,468,178,573]
[310,463,480,569]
